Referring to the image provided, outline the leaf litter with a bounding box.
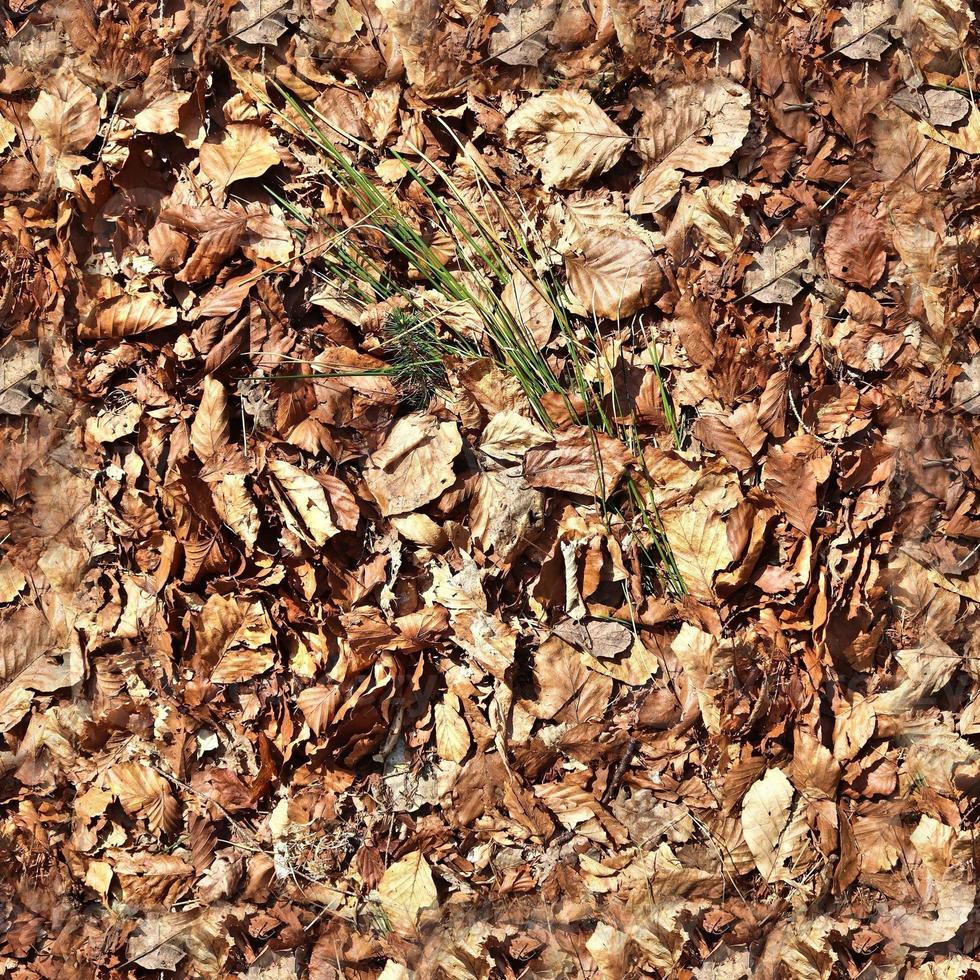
[1,0,980,977]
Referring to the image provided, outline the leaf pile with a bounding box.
[2,1,980,977]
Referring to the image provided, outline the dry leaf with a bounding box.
[79,293,178,340]
[29,73,99,155]
[524,426,631,498]
[364,413,462,516]
[824,207,888,288]
[660,500,734,602]
[268,458,340,547]
[377,851,438,935]
[506,90,629,189]
[199,123,281,190]
[191,377,230,461]
[742,229,812,305]
[741,767,795,881]
[630,78,751,214]
[108,763,181,835]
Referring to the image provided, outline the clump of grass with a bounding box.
[261,83,686,595]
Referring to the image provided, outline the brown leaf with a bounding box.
[190,377,230,461]
[79,293,178,340]
[28,73,99,155]
[524,426,631,498]
[364,413,462,516]
[108,763,181,836]
[199,123,281,191]
[297,685,341,734]
[824,207,888,288]
[506,90,628,189]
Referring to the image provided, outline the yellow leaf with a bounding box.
[377,851,438,935]
[268,458,339,547]
[659,500,733,603]
[742,769,790,878]
[435,693,470,763]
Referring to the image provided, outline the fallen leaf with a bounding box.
[630,78,751,214]
[268,458,340,547]
[742,229,813,305]
[506,90,629,189]
[364,413,462,516]
[78,293,178,340]
[824,207,888,288]
[524,426,631,498]
[28,73,99,155]
[199,123,281,191]
[377,851,438,935]
[191,378,230,461]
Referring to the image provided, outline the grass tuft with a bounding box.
[259,83,686,595]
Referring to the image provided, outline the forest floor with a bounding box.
[2,0,980,977]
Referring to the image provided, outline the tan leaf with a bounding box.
[524,426,631,498]
[562,200,665,318]
[489,0,559,66]
[830,0,898,60]
[871,106,950,192]
[0,606,81,732]
[108,763,181,835]
[681,0,748,39]
[28,73,99,155]
[191,593,275,684]
[268,458,340,547]
[199,123,281,190]
[364,413,462,517]
[659,500,734,603]
[742,229,812,306]
[501,271,555,347]
[824,207,888,288]
[211,474,260,552]
[377,851,438,935]
[505,90,628,189]
[434,692,470,763]
[191,377,230,461]
[741,767,794,881]
[297,685,341,734]
[479,410,550,463]
[630,78,751,214]
[78,293,178,340]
